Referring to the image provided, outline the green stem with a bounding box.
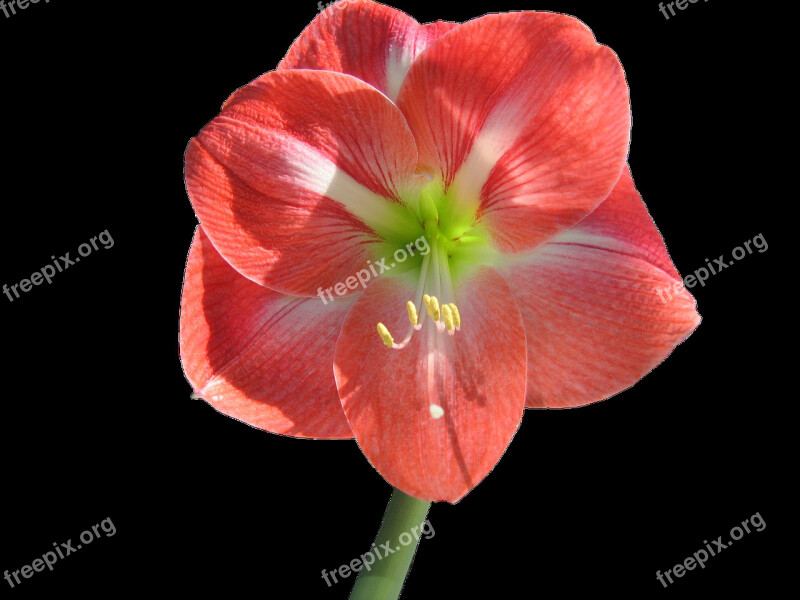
[349,489,432,600]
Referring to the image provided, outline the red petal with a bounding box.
[398,11,630,251]
[334,269,527,502]
[180,228,354,438]
[503,168,700,408]
[186,69,419,297]
[279,0,458,101]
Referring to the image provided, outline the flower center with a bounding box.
[378,187,491,359]
[372,177,498,419]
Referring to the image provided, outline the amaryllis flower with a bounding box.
[180,0,700,503]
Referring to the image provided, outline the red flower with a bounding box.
[180,0,700,503]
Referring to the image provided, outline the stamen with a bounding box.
[425,295,441,321]
[441,304,455,334]
[429,404,444,419]
[376,323,394,348]
[406,301,418,326]
[432,237,443,303]
[409,252,431,332]
[448,303,461,330]
[374,223,465,350]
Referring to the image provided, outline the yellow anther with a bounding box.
[441,304,455,332]
[448,303,461,328]
[406,301,418,326]
[422,294,431,311]
[376,323,394,348]
[425,295,441,321]
[429,404,445,419]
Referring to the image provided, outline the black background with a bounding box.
[0,0,787,597]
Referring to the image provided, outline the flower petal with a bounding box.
[279,0,459,101]
[501,168,700,408]
[186,69,420,297]
[398,11,630,251]
[180,227,354,438]
[334,268,527,502]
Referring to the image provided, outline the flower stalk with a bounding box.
[349,489,432,600]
